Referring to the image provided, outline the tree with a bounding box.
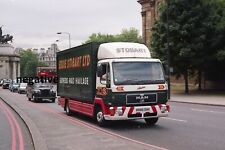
[151,0,225,93]
[84,33,116,43]
[116,28,143,43]
[19,50,40,77]
[84,28,142,43]
[204,0,225,84]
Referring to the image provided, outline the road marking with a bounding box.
[0,100,24,150]
[191,108,225,114]
[0,102,17,150]
[162,117,187,123]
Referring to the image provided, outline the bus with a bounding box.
[37,67,57,77]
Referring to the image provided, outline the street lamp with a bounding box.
[57,32,71,48]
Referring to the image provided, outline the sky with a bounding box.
[0,0,142,50]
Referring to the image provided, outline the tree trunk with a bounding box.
[184,69,189,94]
[198,69,202,91]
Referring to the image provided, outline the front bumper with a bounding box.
[33,96,56,99]
[33,93,56,99]
[3,84,9,88]
[104,104,169,120]
[19,88,26,91]
[12,86,19,90]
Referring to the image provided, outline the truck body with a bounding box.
[57,42,170,126]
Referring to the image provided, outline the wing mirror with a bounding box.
[97,64,104,77]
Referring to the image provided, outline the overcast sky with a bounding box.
[0,0,142,50]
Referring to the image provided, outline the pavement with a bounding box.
[170,93,225,106]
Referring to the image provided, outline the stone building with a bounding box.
[0,44,20,80]
[138,0,164,47]
[39,43,59,67]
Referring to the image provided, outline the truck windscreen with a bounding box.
[112,62,165,85]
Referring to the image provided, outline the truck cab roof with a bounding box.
[98,42,151,60]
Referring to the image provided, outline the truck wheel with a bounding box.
[145,118,158,125]
[65,102,72,116]
[95,107,106,127]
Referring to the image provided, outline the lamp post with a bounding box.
[57,32,71,48]
[166,0,171,100]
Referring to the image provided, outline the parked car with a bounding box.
[18,83,27,94]
[0,79,4,86]
[2,79,11,89]
[9,80,20,92]
[26,83,56,102]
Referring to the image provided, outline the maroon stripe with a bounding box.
[151,105,157,113]
[128,107,134,115]
[158,104,162,109]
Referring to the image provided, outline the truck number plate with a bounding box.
[136,108,150,112]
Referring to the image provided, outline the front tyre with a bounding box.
[95,107,106,127]
[51,98,55,103]
[32,95,37,102]
[145,117,158,125]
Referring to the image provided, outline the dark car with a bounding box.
[26,83,56,103]
[2,79,11,89]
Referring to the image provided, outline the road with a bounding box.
[0,89,225,150]
[0,98,34,150]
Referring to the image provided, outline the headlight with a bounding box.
[51,90,56,94]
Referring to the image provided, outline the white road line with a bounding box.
[162,117,187,123]
[191,108,225,114]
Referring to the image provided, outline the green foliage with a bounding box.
[116,28,143,43]
[84,28,142,44]
[19,50,39,77]
[38,61,48,67]
[151,0,225,92]
[84,33,116,43]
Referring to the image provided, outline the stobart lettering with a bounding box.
[58,54,90,70]
[116,48,146,53]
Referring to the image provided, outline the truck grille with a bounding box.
[126,93,157,104]
[41,89,50,96]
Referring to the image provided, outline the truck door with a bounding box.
[96,63,111,97]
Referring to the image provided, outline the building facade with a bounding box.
[39,43,59,67]
[138,0,163,47]
[0,44,20,80]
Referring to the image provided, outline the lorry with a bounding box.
[57,42,170,126]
